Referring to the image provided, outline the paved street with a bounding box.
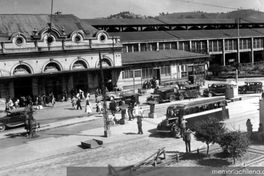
[0,92,264,176]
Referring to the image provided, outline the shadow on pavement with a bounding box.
[123,132,138,135]
[5,132,28,138]
[42,133,104,137]
[64,107,77,110]
[147,128,175,138]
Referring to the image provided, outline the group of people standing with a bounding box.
[5,92,57,111]
[71,89,93,114]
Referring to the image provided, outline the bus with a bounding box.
[156,96,229,137]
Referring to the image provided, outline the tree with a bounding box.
[193,118,227,156]
[218,131,249,164]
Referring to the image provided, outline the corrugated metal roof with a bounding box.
[83,18,161,26]
[83,18,264,26]
[110,28,264,43]
[122,50,209,65]
[0,14,98,39]
[110,31,179,42]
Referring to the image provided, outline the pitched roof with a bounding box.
[0,14,98,40]
[83,18,160,26]
[121,50,209,65]
[84,18,264,26]
[110,28,264,43]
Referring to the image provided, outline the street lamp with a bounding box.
[99,51,111,137]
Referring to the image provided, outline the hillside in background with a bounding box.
[106,11,150,19]
[106,9,264,20]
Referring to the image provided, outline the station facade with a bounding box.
[0,14,122,99]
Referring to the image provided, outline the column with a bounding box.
[8,80,14,98]
[251,37,254,65]
[138,43,141,52]
[32,78,38,97]
[189,41,192,51]
[156,42,159,51]
[62,77,67,92]
[237,38,240,64]
[222,39,226,66]
[68,75,74,91]
[260,99,264,128]
[0,83,3,98]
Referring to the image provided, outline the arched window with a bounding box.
[72,60,87,70]
[98,58,111,67]
[13,65,32,75]
[44,62,61,73]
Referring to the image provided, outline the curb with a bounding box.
[0,115,100,140]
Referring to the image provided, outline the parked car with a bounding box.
[238,82,263,94]
[105,87,123,101]
[203,83,229,97]
[120,92,140,105]
[147,84,200,104]
[0,108,27,132]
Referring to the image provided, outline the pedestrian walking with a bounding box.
[51,95,56,107]
[183,128,192,153]
[109,97,117,118]
[96,100,103,114]
[76,97,82,110]
[258,123,263,132]
[14,99,20,109]
[85,95,92,114]
[246,119,253,137]
[180,118,187,137]
[136,106,143,134]
[128,101,135,121]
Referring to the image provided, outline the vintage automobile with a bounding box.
[156,116,181,137]
[156,96,228,137]
[203,83,229,97]
[0,108,27,132]
[120,92,140,105]
[147,84,200,104]
[238,82,263,94]
[105,87,123,101]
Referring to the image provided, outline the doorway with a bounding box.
[14,78,32,98]
[153,68,161,83]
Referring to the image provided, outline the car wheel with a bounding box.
[0,124,6,132]
[178,94,184,100]
[170,95,176,102]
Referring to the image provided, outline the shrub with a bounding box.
[193,118,227,156]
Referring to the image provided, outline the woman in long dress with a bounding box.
[85,95,92,114]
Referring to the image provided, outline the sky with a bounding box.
[0,0,263,18]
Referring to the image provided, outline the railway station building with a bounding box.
[2,14,264,99]
[0,14,122,99]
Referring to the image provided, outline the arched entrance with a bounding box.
[43,62,63,100]
[72,60,88,93]
[13,64,33,98]
[98,58,113,91]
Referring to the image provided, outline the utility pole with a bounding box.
[99,51,111,137]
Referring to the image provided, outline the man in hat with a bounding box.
[135,105,144,134]
[183,128,192,153]
[180,118,187,137]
